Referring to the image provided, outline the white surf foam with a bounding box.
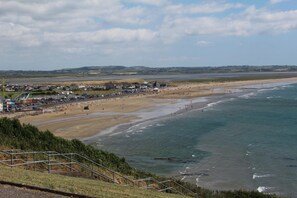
[196,177,199,187]
[258,87,279,92]
[281,85,293,88]
[205,100,224,109]
[257,186,274,193]
[240,92,256,99]
[253,173,274,180]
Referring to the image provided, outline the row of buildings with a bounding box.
[0,81,167,113]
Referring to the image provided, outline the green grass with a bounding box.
[0,165,187,198]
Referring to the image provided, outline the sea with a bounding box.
[93,83,297,197]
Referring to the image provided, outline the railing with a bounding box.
[0,149,197,197]
[134,177,197,197]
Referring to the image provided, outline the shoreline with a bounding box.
[17,77,297,140]
[84,80,297,144]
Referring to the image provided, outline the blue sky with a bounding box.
[0,0,297,70]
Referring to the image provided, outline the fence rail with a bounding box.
[0,149,197,197]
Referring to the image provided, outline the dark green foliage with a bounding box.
[0,117,138,175]
[0,118,281,198]
[31,91,58,96]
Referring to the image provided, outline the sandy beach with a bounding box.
[18,77,297,140]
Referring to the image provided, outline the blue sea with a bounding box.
[94,83,297,197]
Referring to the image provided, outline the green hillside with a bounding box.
[0,165,187,198]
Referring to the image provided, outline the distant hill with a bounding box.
[1,65,297,78]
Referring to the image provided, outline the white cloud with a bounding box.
[127,0,168,6]
[0,0,155,50]
[0,0,297,63]
[196,40,212,47]
[269,0,287,4]
[44,28,157,44]
[165,2,243,15]
[0,0,149,25]
[160,6,297,40]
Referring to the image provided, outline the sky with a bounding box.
[0,0,297,70]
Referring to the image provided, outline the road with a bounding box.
[0,184,66,198]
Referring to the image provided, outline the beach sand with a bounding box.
[19,77,297,140]
[20,95,155,139]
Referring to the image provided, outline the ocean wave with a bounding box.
[281,85,293,88]
[179,167,190,175]
[266,96,281,99]
[258,87,279,92]
[206,101,223,108]
[257,186,274,193]
[253,173,274,180]
[239,92,256,99]
[202,98,235,111]
[109,131,122,136]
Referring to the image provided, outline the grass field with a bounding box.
[0,165,188,198]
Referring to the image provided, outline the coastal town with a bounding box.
[0,80,167,113]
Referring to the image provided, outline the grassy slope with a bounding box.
[0,165,187,198]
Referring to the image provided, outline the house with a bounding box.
[3,99,15,112]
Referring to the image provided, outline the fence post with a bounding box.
[70,153,72,172]
[33,152,36,171]
[10,153,13,167]
[26,153,28,170]
[48,154,51,173]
